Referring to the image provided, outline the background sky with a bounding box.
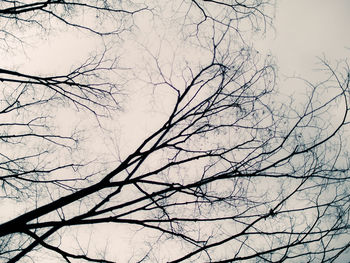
[13,0,350,138]
[113,0,350,159]
[13,1,350,84]
[263,0,350,80]
[2,0,350,261]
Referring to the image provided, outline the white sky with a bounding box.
[2,0,350,261]
[4,0,349,84]
[114,0,350,158]
[263,0,350,79]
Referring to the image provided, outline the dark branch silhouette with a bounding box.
[0,1,349,262]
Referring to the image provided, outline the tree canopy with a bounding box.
[0,1,349,262]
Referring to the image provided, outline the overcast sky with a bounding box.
[7,0,349,96]
[264,0,350,79]
[12,1,347,72]
[1,1,350,262]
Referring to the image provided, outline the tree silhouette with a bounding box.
[1,1,349,262]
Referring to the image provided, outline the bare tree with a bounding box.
[0,0,349,262]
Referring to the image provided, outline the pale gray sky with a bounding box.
[2,1,350,262]
[7,1,350,79]
[265,0,350,79]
